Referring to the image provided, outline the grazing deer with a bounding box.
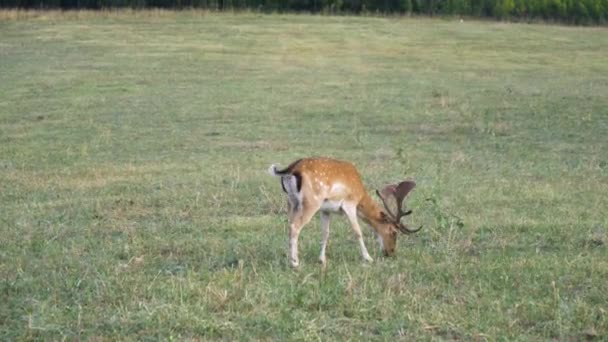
[268,157,421,267]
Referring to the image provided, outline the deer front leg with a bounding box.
[342,204,373,263]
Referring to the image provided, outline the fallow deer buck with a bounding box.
[268,157,421,267]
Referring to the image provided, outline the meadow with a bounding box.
[1,10,607,340]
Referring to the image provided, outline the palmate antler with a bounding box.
[376,181,423,234]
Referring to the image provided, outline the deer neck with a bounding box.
[356,192,386,230]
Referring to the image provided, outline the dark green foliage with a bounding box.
[1,0,607,24]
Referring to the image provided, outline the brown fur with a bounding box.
[270,157,406,267]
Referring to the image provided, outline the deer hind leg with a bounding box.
[287,200,321,268]
[342,204,373,263]
[319,211,331,266]
[283,175,320,268]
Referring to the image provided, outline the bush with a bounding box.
[1,0,606,24]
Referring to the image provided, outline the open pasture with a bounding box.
[1,11,607,340]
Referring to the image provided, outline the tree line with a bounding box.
[2,0,607,25]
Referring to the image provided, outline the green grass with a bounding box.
[1,10,607,340]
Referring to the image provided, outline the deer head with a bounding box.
[376,181,422,234]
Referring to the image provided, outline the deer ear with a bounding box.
[379,211,389,223]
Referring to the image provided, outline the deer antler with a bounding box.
[376,181,422,234]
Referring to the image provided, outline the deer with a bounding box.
[268,157,422,267]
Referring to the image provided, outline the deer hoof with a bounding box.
[319,257,327,266]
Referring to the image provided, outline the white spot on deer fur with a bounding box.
[330,182,346,194]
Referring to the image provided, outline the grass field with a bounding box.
[1,10,607,340]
